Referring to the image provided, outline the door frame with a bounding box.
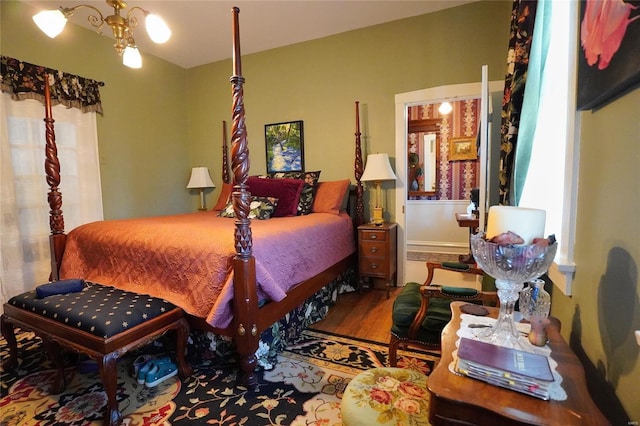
[394,78,504,286]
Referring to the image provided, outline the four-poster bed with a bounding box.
[36,7,366,386]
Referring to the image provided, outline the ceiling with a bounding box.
[22,0,476,69]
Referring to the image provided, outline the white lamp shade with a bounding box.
[145,14,172,43]
[123,46,142,69]
[33,10,67,38]
[361,153,397,182]
[187,167,215,189]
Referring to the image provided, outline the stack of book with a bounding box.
[455,337,554,400]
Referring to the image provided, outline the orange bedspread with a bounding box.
[59,212,355,328]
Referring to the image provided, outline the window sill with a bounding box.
[548,259,575,296]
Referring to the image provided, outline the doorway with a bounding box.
[394,80,504,285]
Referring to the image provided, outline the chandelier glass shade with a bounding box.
[32,0,171,69]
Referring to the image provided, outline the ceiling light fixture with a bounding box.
[32,0,171,69]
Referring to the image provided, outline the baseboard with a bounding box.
[407,252,460,262]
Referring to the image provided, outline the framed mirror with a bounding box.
[407,118,441,198]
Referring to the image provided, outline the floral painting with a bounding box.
[577,0,640,110]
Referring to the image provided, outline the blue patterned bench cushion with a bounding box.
[7,283,178,339]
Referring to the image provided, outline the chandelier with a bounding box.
[33,0,171,69]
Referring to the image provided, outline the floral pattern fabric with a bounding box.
[498,1,537,205]
[341,367,430,425]
[0,327,436,426]
[0,56,103,114]
[219,195,279,219]
[187,266,357,370]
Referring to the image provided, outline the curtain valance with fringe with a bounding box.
[0,56,104,115]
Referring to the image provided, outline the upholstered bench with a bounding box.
[341,367,429,425]
[0,282,193,426]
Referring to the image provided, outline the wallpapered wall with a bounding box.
[408,98,480,201]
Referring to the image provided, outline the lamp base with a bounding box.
[371,207,384,225]
[198,188,207,211]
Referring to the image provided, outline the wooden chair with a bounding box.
[388,261,498,366]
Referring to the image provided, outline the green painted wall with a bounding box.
[1,0,190,219]
[3,0,638,420]
[552,89,640,422]
[186,2,511,217]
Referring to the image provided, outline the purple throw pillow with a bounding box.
[247,176,304,217]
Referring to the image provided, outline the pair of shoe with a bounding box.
[132,355,178,387]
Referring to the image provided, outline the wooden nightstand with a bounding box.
[358,222,397,298]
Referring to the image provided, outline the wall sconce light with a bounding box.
[32,0,171,69]
[187,167,215,211]
[361,153,397,225]
[438,101,453,115]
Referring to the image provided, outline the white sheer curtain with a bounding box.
[0,93,103,309]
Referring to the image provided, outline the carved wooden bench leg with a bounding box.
[0,314,18,369]
[98,353,122,426]
[42,338,66,394]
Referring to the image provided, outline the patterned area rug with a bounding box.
[0,328,437,425]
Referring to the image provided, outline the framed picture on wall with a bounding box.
[577,0,640,110]
[449,137,477,161]
[264,120,304,173]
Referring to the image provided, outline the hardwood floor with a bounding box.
[312,287,402,344]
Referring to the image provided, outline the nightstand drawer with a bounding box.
[357,223,397,297]
[360,229,388,242]
[360,259,390,277]
[360,241,389,258]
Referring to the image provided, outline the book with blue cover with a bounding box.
[455,337,554,400]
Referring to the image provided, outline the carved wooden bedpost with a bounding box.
[44,78,67,280]
[354,101,365,226]
[229,6,259,387]
[222,120,231,184]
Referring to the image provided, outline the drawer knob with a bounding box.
[370,263,379,269]
[370,247,378,253]
[369,233,378,239]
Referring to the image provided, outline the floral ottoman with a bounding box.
[341,367,430,425]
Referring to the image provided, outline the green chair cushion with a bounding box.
[391,282,422,328]
[441,261,472,271]
[441,286,478,297]
[391,282,479,345]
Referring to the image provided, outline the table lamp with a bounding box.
[187,167,215,211]
[361,153,397,225]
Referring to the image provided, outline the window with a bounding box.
[0,94,103,306]
[517,0,579,295]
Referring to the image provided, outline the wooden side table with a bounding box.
[358,222,397,298]
[427,301,609,425]
[455,213,479,264]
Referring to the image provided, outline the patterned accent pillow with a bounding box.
[265,170,321,215]
[218,196,279,220]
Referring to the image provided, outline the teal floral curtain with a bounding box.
[498,0,538,205]
[0,56,103,115]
